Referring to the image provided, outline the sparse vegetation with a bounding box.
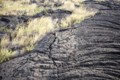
[0,0,47,16]
[0,17,54,63]
[0,0,97,63]
[60,7,96,28]
[58,1,97,28]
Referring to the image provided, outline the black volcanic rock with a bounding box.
[0,0,120,80]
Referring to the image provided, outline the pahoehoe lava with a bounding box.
[0,0,120,80]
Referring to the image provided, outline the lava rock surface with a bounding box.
[0,0,120,80]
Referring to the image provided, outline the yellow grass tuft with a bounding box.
[60,5,97,28]
[0,48,15,63]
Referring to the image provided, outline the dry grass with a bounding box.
[58,0,84,11]
[0,17,54,63]
[0,0,97,63]
[59,4,97,28]
[0,0,46,16]
[53,0,97,28]
[12,17,54,46]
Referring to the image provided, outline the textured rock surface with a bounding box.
[0,0,120,80]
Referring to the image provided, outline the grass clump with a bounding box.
[0,48,15,63]
[0,17,54,63]
[59,5,97,28]
[12,17,54,46]
[0,35,15,63]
